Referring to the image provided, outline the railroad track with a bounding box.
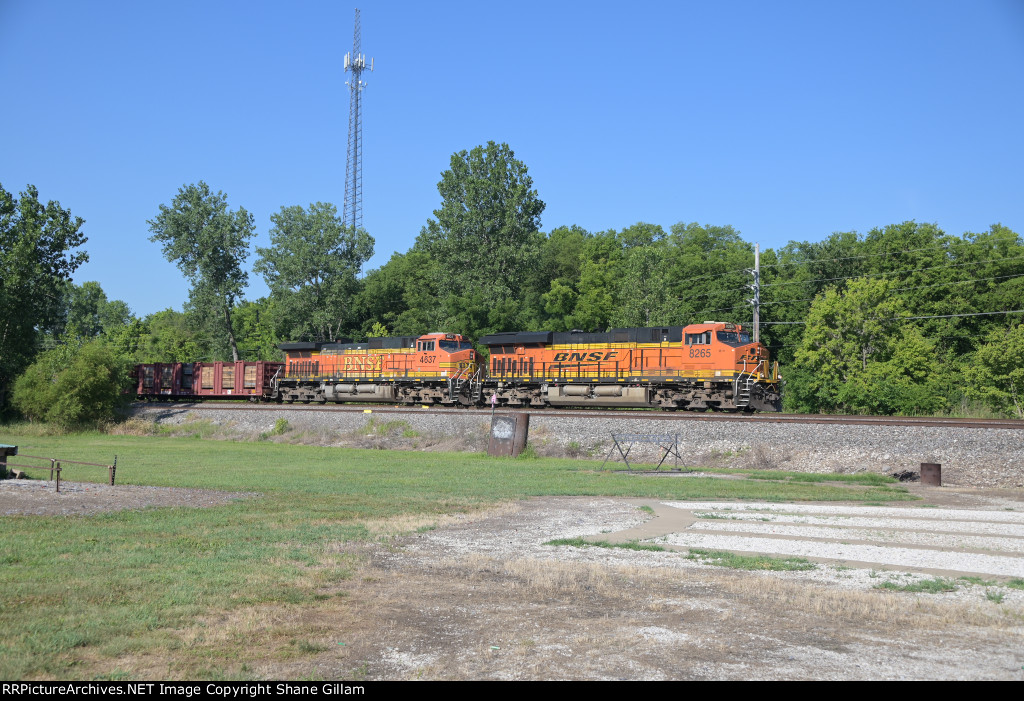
[133,402,1024,430]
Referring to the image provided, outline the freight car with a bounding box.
[133,361,283,401]
[274,332,480,405]
[478,321,781,411]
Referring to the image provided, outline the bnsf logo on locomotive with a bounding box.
[552,351,619,362]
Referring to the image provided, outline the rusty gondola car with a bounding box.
[133,361,284,401]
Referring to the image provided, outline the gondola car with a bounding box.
[133,361,284,401]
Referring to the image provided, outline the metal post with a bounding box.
[752,243,760,343]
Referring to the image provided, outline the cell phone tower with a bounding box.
[343,8,373,232]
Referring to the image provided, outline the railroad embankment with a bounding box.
[131,404,1024,488]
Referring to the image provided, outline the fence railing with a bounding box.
[6,454,117,493]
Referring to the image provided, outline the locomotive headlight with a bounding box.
[715,370,721,376]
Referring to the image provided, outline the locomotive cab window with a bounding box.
[417,341,436,351]
[685,332,712,345]
[716,331,751,346]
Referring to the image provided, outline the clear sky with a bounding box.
[2,0,1023,317]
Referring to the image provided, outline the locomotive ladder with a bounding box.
[735,374,755,408]
[734,359,764,409]
[447,366,482,403]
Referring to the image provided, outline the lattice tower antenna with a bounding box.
[343,8,373,232]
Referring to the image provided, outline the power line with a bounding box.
[760,237,1022,269]
[761,309,1024,325]
[762,254,1024,289]
[689,272,1024,319]
[760,244,949,268]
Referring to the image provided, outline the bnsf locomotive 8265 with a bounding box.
[478,321,780,411]
[135,321,781,412]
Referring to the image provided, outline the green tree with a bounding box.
[55,281,133,340]
[366,321,388,338]
[231,299,283,360]
[789,278,904,412]
[416,141,545,336]
[105,317,148,364]
[139,309,201,362]
[0,183,88,410]
[254,202,373,342]
[966,323,1024,417]
[12,339,129,428]
[520,224,589,329]
[147,182,255,361]
[612,240,673,327]
[788,277,948,414]
[354,250,441,336]
[558,230,622,332]
[665,222,753,325]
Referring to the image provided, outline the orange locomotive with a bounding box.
[478,321,781,411]
[265,322,781,411]
[275,332,480,405]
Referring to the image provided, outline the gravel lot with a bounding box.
[2,471,1022,679]
[338,490,1024,680]
[9,408,1023,679]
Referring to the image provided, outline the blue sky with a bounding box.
[2,0,1023,317]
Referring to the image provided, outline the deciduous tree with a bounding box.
[148,182,254,361]
[12,339,129,428]
[0,183,88,409]
[254,202,373,342]
[417,142,545,337]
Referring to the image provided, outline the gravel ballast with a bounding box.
[133,404,1024,488]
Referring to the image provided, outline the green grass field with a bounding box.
[0,430,914,679]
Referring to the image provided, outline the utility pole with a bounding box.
[343,9,373,233]
[749,243,761,342]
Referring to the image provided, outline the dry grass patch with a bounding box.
[711,570,1023,631]
[103,417,159,436]
[359,502,518,541]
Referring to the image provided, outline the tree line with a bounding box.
[3,141,1023,424]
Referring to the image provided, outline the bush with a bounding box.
[11,340,130,428]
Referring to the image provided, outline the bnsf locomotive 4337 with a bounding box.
[135,321,781,412]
